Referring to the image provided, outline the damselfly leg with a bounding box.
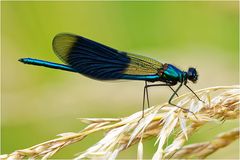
[141,82,177,118]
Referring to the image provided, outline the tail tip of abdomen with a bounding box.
[18,58,25,63]
[18,58,31,64]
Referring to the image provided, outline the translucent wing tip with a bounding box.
[52,33,78,63]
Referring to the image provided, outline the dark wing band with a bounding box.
[52,33,163,80]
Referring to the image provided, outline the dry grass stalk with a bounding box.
[0,85,239,160]
[170,128,239,159]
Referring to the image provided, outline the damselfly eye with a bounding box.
[187,68,198,83]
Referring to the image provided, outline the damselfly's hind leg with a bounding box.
[141,82,176,119]
[141,81,150,119]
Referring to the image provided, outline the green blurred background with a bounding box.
[1,1,239,159]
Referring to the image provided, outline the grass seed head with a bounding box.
[1,86,239,160]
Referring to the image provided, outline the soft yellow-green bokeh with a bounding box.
[2,1,239,159]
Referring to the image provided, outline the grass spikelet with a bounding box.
[169,128,239,159]
[1,85,239,159]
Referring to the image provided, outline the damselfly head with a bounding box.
[187,67,198,83]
